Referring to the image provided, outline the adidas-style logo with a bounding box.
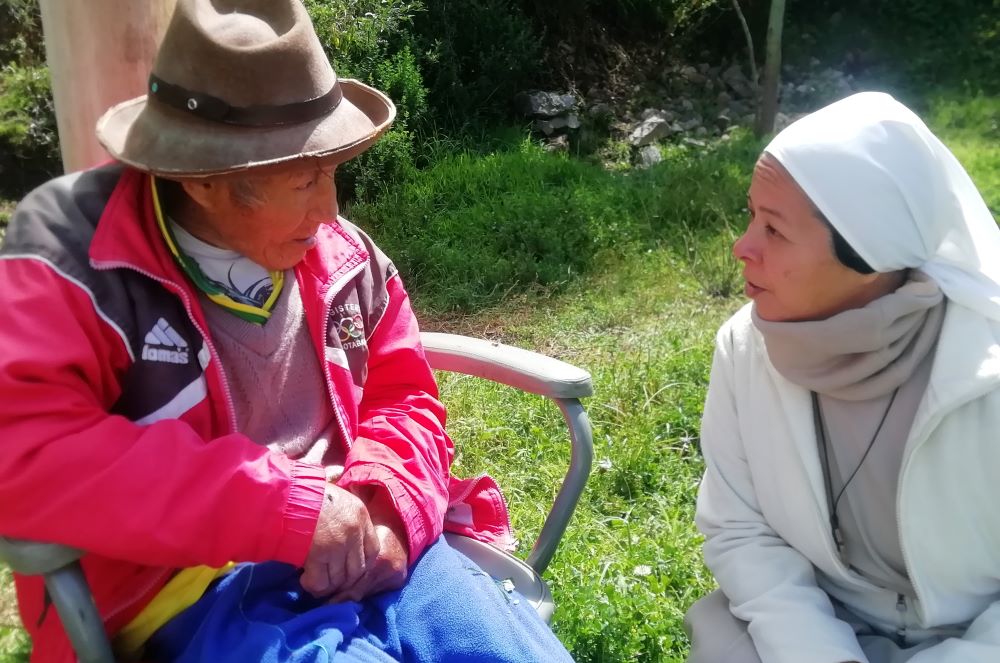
[141,318,190,365]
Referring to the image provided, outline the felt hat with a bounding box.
[96,0,395,177]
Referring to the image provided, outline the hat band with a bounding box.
[148,74,343,127]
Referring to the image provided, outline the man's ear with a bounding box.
[179,178,226,212]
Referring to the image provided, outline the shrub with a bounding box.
[522,0,724,42]
[789,0,999,94]
[306,0,428,125]
[872,0,1000,93]
[305,0,427,202]
[0,0,44,66]
[0,64,60,196]
[411,0,541,126]
[337,124,417,205]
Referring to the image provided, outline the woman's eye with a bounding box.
[765,224,781,238]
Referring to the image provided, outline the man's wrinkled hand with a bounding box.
[300,484,380,598]
[328,486,410,603]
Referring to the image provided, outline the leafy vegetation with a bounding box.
[353,132,759,311]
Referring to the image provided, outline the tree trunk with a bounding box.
[38,0,177,173]
[731,0,758,87]
[754,0,786,137]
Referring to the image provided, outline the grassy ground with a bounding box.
[0,93,995,662]
[431,251,740,661]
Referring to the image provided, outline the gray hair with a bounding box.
[227,176,268,209]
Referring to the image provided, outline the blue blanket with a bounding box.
[145,537,574,662]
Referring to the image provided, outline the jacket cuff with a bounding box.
[270,461,326,565]
[339,462,437,559]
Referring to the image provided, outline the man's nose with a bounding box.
[311,176,338,220]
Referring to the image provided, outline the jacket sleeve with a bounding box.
[906,603,1000,662]
[338,273,454,561]
[0,257,326,569]
[695,323,867,663]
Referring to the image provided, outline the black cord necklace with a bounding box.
[811,388,900,552]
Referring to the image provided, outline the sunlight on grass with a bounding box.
[432,250,742,661]
[928,94,1000,213]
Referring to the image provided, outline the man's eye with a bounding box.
[295,178,316,191]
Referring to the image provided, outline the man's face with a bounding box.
[186,166,339,271]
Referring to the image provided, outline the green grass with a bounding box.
[0,566,28,663]
[927,94,1000,214]
[0,93,995,662]
[351,131,761,312]
[431,250,741,661]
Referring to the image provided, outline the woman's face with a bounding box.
[734,154,891,322]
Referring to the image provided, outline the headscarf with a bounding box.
[764,91,1000,322]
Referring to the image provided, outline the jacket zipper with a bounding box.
[894,417,935,628]
[90,259,238,433]
[895,593,908,644]
[88,261,238,629]
[320,260,368,450]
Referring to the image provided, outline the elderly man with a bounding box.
[0,1,574,661]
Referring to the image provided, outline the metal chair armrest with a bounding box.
[0,537,115,663]
[0,536,82,575]
[420,332,594,576]
[420,332,593,399]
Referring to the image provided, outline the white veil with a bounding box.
[764,91,1000,322]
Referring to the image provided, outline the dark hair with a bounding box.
[814,209,875,275]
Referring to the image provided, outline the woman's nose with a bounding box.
[732,228,757,263]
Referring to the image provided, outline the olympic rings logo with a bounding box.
[338,315,365,342]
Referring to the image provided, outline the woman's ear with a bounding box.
[864,269,909,292]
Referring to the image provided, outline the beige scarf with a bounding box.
[751,272,945,400]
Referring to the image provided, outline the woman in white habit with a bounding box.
[686,92,1000,663]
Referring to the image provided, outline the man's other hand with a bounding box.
[328,485,410,603]
[300,484,380,598]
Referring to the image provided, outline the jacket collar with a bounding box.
[909,302,1000,439]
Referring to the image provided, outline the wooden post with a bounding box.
[754,0,786,137]
[38,0,177,173]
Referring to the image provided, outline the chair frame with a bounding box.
[0,332,594,663]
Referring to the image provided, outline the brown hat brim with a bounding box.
[96,79,395,178]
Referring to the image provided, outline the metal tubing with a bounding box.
[525,398,594,575]
[44,563,115,663]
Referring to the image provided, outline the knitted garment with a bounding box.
[752,272,944,402]
[200,276,342,466]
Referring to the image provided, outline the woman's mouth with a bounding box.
[744,279,765,297]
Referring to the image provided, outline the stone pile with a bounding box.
[514,91,581,138]
[513,62,859,166]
